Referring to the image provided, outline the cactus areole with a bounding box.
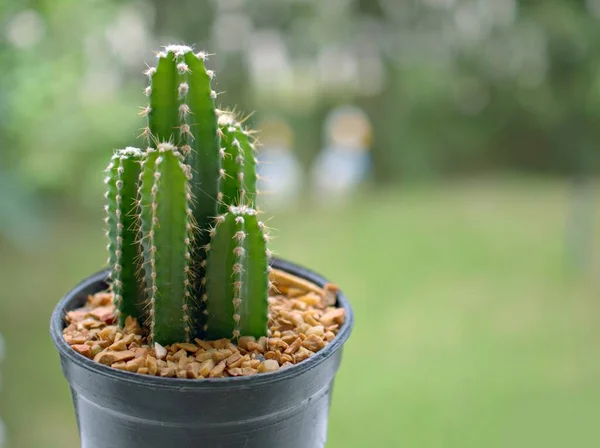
[50,44,353,448]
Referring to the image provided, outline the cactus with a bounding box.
[100,44,272,345]
[141,45,221,292]
[105,147,146,326]
[204,205,270,340]
[217,111,259,213]
[138,143,196,344]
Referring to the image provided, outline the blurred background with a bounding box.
[0,0,599,447]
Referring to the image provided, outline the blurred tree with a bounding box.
[0,0,599,217]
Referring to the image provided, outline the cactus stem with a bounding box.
[106,148,146,326]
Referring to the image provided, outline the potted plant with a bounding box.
[50,44,353,448]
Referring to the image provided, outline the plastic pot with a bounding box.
[50,258,354,448]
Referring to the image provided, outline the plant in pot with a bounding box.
[50,45,353,448]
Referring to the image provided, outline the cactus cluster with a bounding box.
[104,45,271,345]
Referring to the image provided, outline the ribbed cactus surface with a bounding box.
[217,112,259,212]
[138,143,195,344]
[104,148,145,326]
[204,205,270,340]
[101,44,273,346]
[143,45,220,285]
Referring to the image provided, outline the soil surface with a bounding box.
[63,270,345,378]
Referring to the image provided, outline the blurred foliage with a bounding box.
[0,0,599,207]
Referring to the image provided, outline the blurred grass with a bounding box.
[0,178,599,448]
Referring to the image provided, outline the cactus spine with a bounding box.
[138,143,195,344]
[102,44,273,346]
[217,112,259,212]
[105,148,145,326]
[204,206,270,340]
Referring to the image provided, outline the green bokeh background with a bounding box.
[0,1,599,447]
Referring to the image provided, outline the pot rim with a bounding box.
[50,258,353,390]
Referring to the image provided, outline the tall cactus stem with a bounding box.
[143,45,222,332]
[138,143,195,344]
[105,147,145,326]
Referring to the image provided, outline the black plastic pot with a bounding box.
[51,258,353,448]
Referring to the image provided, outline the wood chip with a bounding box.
[172,349,188,361]
[66,276,346,379]
[87,306,115,323]
[209,361,226,378]
[212,338,229,350]
[226,352,242,366]
[195,339,213,351]
[212,351,227,363]
[124,316,142,335]
[159,366,176,377]
[228,367,258,376]
[176,343,199,353]
[126,357,145,372]
[306,325,325,337]
[94,350,135,365]
[298,292,322,307]
[323,283,339,306]
[237,336,256,351]
[98,326,117,342]
[294,347,314,362]
[71,344,91,358]
[154,343,167,360]
[284,338,302,355]
[108,333,134,351]
[259,360,280,373]
[199,359,215,377]
[112,362,128,371]
[320,308,345,327]
[146,356,158,375]
[302,334,325,352]
[195,351,213,362]
[186,362,202,379]
[247,341,264,353]
[269,269,324,296]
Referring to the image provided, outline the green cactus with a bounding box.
[137,143,196,344]
[217,111,259,213]
[100,44,273,346]
[204,205,271,340]
[142,45,220,288]
[105,147,146,327]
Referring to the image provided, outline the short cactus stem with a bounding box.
[138,143,196,344]
[204,205,270,340]
[217,111,259,212]
[104,147,145,326]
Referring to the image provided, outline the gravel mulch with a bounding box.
[63,270,345,379]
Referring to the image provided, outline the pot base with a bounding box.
[51,259,353,448]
